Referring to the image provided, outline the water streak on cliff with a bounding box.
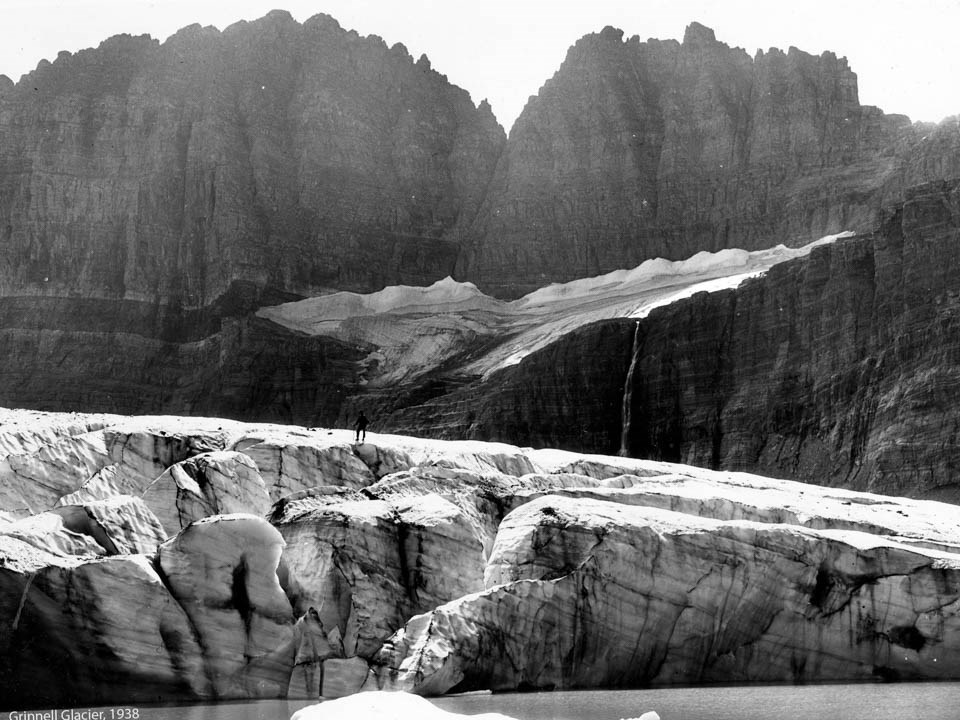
[618,320,642,457]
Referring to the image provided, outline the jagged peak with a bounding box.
[223,18,249,34]
[754,43,852,72]
[683,22,717,45]
[392,41,412,60]
[304,12,342,32]
[819,50,851,72]
[242,9,297,37]
[598,25,625,43]
[554,25,632,75]
[98,32,155,47]
[572,25,627,50]
[39,33,156,73]
[170,22,203,38]
[166,22,222,48]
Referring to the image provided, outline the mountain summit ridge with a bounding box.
[1,14,955,303]
[455,19,943,295]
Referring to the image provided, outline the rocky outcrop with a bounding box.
[3,410,960,707]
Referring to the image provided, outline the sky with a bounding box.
[1,0,958,132]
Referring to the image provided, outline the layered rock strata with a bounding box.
[8,15,947,306]
[0,314,368,425]
[0,10,502,422]
[457,24,958,296]
[0,12,503,305]
[398,179,960,500]
[2,15,960,427]
[3,410,960,708]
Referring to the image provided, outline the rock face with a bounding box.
[14,15,921,305]
[398,179,960,500]
[0,11,502,423]
[3,410,960,707]
[380,318,638,450]
[456,25,957,297]
[0,12,502,306]
[0,305,368,425]
[1,16,959,426]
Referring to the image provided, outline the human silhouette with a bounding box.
[354,411,369,443]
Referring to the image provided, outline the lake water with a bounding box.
[15,684,960,720]
[433,683,960,719]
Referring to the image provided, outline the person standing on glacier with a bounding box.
[354,411,369,443]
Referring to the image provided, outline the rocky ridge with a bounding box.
[2,409,960,708]
[455,24,959,296]
[0,11,503,306]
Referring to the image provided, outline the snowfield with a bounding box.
[256,233,854,385]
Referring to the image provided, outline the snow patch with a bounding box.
[258,276,500,333]
[517,232,851,309]
[632,270,764,318]
[256,232,855,381]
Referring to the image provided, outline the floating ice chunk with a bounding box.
[291,691,518,720]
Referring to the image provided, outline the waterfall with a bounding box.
[619,320,641,457]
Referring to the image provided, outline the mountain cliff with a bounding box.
[419,179,960,500]
[455,23,960,296]
[3,16,956,309]
[0,10,503,314]
[0,11,503,421]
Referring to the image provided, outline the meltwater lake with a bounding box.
[434,683,960,719]
[34,683,960,720]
